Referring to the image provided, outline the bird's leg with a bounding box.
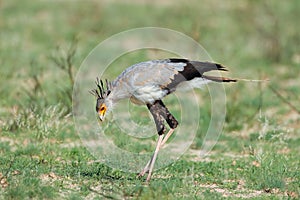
[148,101,167,136]
[138,101,166,179]
[139,100,179,181]
[160,128,174,147]
[146,134,164,182]
[158,100,178,148]
[139,129,175,178]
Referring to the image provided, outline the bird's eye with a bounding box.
[100,107,105,111]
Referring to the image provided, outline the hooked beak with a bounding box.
[98,114,104,121]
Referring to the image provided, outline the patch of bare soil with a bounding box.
[198,180,264,198]
[0,173,9,188]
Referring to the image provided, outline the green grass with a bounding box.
[1,0,300,199]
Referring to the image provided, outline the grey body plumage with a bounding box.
[91,58,236,181]
[103,59,235,105]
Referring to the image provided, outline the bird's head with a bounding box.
[90,78,112,121]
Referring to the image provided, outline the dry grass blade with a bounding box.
[269,85,300,114]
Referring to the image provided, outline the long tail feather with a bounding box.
[202,75,237,82]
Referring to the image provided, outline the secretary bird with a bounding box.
[90,58,237,182]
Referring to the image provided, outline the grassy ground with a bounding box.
[1,0,300,199]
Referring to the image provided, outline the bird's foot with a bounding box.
[138,160,151,177]
[138,168,148,177]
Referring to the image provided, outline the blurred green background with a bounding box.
[0,0,299,199]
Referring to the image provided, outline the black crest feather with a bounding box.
[89,77,112,99]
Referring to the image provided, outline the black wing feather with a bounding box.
[165,58,236,91]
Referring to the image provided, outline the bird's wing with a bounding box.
[112,59,236,104]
